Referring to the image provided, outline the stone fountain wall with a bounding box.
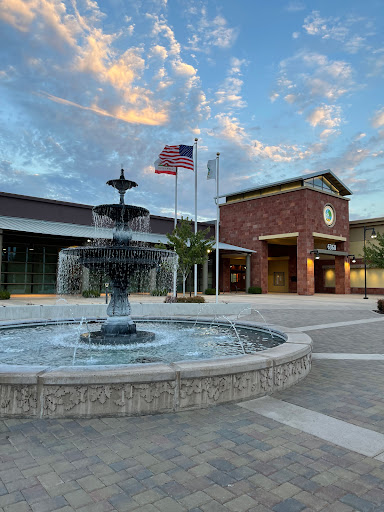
[0,323,312,418]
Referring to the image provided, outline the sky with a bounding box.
[0,0,383,222]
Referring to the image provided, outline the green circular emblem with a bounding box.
[323,204,335,227]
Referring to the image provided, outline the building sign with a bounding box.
[323,204,336,227]
[327,243,337,251]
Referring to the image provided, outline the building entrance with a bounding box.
[230,264,246,292]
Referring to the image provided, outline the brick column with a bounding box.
[202,259,208,293]
[260,241,268,293]
[297,235,315,295]
[0,230,2,288]
[220,259,230,293]
[245,254,251,292]
[288,252,297,293]
[335,256,350,294]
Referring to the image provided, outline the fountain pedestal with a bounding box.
[62,169,174,345]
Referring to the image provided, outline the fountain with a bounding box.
[0,169,312,419]
[58,169,175,344]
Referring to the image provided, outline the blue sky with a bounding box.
[0,0,383,221]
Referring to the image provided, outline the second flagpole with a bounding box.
[216,153,220,304]
[194,138,198,296]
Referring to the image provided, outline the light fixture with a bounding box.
[348,254,356,263]
[29,248,34,251]
[371,228,377,239]
[310,250,320,259]
[87,239,92,243]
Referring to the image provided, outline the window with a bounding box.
[273,272,285,286]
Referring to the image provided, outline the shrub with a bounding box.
[151,288,168,296]
[82,289,100,298]
[248,286,262,294]
[177,296,205,303]
[378,299,384,313]
[0,289,10,300]
[205,288,218,295]
[164,296,178,303]
[164,296,205,303]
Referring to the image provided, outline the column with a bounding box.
[81,267,90,293]
[219,258,230,293]
[149,268,157,292]
[202,259,208,293]
[260,241,268,293]
[297,234,315,295]
[335,256,350,294]
[245,254,251,292]
[0,230,3,288]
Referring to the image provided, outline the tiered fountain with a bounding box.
[59,169,175,344]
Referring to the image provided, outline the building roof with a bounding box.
[0,215,253,253]
[349,217,384,226]
[219,169,352,200]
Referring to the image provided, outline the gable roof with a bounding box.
[219,169,352,200]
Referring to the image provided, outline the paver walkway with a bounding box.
[1,295,384,511]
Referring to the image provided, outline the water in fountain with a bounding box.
[57,169,176,344]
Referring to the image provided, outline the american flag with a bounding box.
[158,145,194,171]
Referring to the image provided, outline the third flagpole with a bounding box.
[173,167,178,297]
[216,153,220,304]
[194,138,198,296]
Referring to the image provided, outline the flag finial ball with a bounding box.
[194,138,198,141]
[217,152,220,156]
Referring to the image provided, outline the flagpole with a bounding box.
[194,138,198,296]
[173,168,178,297]
[216,153,220,304]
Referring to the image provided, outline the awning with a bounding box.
[0,215,168,245]
[0,215,256,254]
[212,242,255,253]
[316,249,349,256]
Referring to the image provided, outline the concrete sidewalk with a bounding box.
[1,297,384,511]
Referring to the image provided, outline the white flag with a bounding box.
[207,159,216,180]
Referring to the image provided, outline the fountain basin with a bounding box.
[0,316,312,418]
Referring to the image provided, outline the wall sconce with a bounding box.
[348,254,356,263]
[310,250,320,259]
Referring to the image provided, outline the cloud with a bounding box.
[149,45,168,60]
[274,51,356,130]
[285,2,305,12]
[302,10,368,53]
[372,107,384,129]
[214,57,248,110]
[186,8,237,53]
[211,114,314,163]
[37,91,168,125]
[306,105,341,128]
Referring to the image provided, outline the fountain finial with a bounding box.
[106,169,138,205]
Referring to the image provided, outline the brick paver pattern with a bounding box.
[1,306,384,511]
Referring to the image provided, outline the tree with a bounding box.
[161,217,214,296]
[364,231,384,268]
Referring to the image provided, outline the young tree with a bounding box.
[364,231,384,268]
[161,217,214,296]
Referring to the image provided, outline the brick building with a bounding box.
[219,170,352,295]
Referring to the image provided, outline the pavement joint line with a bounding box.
[294,316,384,331]
[239,396,384,457]
[313,353,384,360]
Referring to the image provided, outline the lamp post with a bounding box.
[363,227,377,299]
[105,282,109,304]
